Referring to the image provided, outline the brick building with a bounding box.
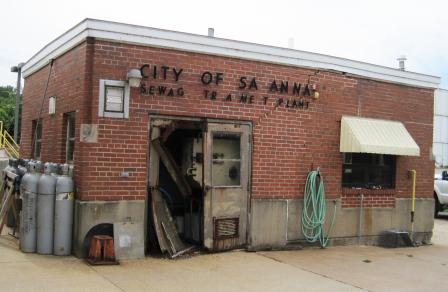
[21,19,440,258]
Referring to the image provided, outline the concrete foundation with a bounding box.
[113,221,145,260]
[72,197,434,258]
[73,200,145,259]
[249,198,434,250]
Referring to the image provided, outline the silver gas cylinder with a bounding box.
[68,164,74,178]
[37,162,57,254]
[11,158,19,173]
[20,161,40,253]
[18,159,28,177]
[53,164,74,256]
[35,161,42,174]
[50,163,59,177]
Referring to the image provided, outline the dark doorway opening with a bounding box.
[147,120,204,257]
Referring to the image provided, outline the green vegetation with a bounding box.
[0,86,16,133]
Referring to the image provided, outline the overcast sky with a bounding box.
[2,0,447,88]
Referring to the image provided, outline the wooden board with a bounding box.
[151,190,169,253]
[151,138,192,198]
[152,189,192,258]
[0,171,18,235]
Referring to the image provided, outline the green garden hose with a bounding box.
[301,170,337,248]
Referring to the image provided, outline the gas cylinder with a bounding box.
[53,164,74,255]
[35,161,42,174]
[19,160,31,198]
[17,159,28,176]
[50,163,59,177]
[11,158,19,172]
[68,165,74,178]
[37,162,57,254]
[20,161,40,253]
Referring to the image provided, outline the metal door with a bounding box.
[203,123,251,250]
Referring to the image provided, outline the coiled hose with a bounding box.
[301,170,337,248]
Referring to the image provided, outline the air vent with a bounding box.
[213,217,239,239]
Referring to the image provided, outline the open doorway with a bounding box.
[147,119,204,257]
[159,127,203,245]
[147,117,251,258]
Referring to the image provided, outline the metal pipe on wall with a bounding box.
[358,193,364,245]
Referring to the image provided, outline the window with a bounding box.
[98,79,129,118]
[48,96,56,115]
[342,153,396,189]
[212,133,241,186]
[65,112,75,163]
[32,120,42,160]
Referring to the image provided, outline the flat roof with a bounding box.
[22,18,440,89]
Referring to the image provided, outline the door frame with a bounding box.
[145,114,253,252]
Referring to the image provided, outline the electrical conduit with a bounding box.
[301,170,337,248]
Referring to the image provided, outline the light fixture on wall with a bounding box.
[49,96,56,115]
[126,69,142,87]
[312,84,319,99]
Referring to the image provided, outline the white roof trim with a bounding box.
[22,18,440,89]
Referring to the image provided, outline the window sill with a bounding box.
[102,111,128,119]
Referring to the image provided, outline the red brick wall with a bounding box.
[21,42,88,163]
[21,38,434,205]
[342,188,396,208]
[21,40,93,195]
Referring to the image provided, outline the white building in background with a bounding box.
[434,88,448,173]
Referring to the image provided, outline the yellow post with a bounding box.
[410,170,416,239]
